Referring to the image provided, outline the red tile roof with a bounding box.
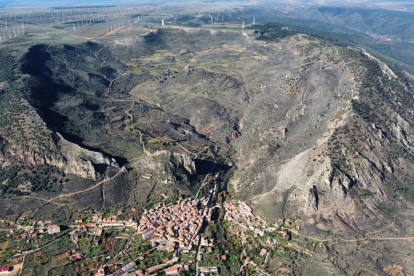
[165,267,178,273]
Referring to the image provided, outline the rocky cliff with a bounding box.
[0,96,118,181]
[131,150,196,176]
[52,133,119,180]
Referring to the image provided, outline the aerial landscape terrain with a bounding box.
[1,0,414,275]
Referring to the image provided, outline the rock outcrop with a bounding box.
[51,133,119,180]
[132,150,196,176]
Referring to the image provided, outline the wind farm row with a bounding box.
[0,5,152,42]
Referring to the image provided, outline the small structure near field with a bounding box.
[47,224,60,235]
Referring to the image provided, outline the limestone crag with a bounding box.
[1,128,118,181]
[51,133,119,180]
[132,150,196,176]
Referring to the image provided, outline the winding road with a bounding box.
[4,166,127,204]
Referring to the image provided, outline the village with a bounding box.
[0,185,298,276]
[224,202,294,248]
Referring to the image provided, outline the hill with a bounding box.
[0,10,414,274]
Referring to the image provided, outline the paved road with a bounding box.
[17,233,68,276]
[103,234,136,267]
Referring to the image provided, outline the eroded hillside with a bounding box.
[1,24,414,275]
